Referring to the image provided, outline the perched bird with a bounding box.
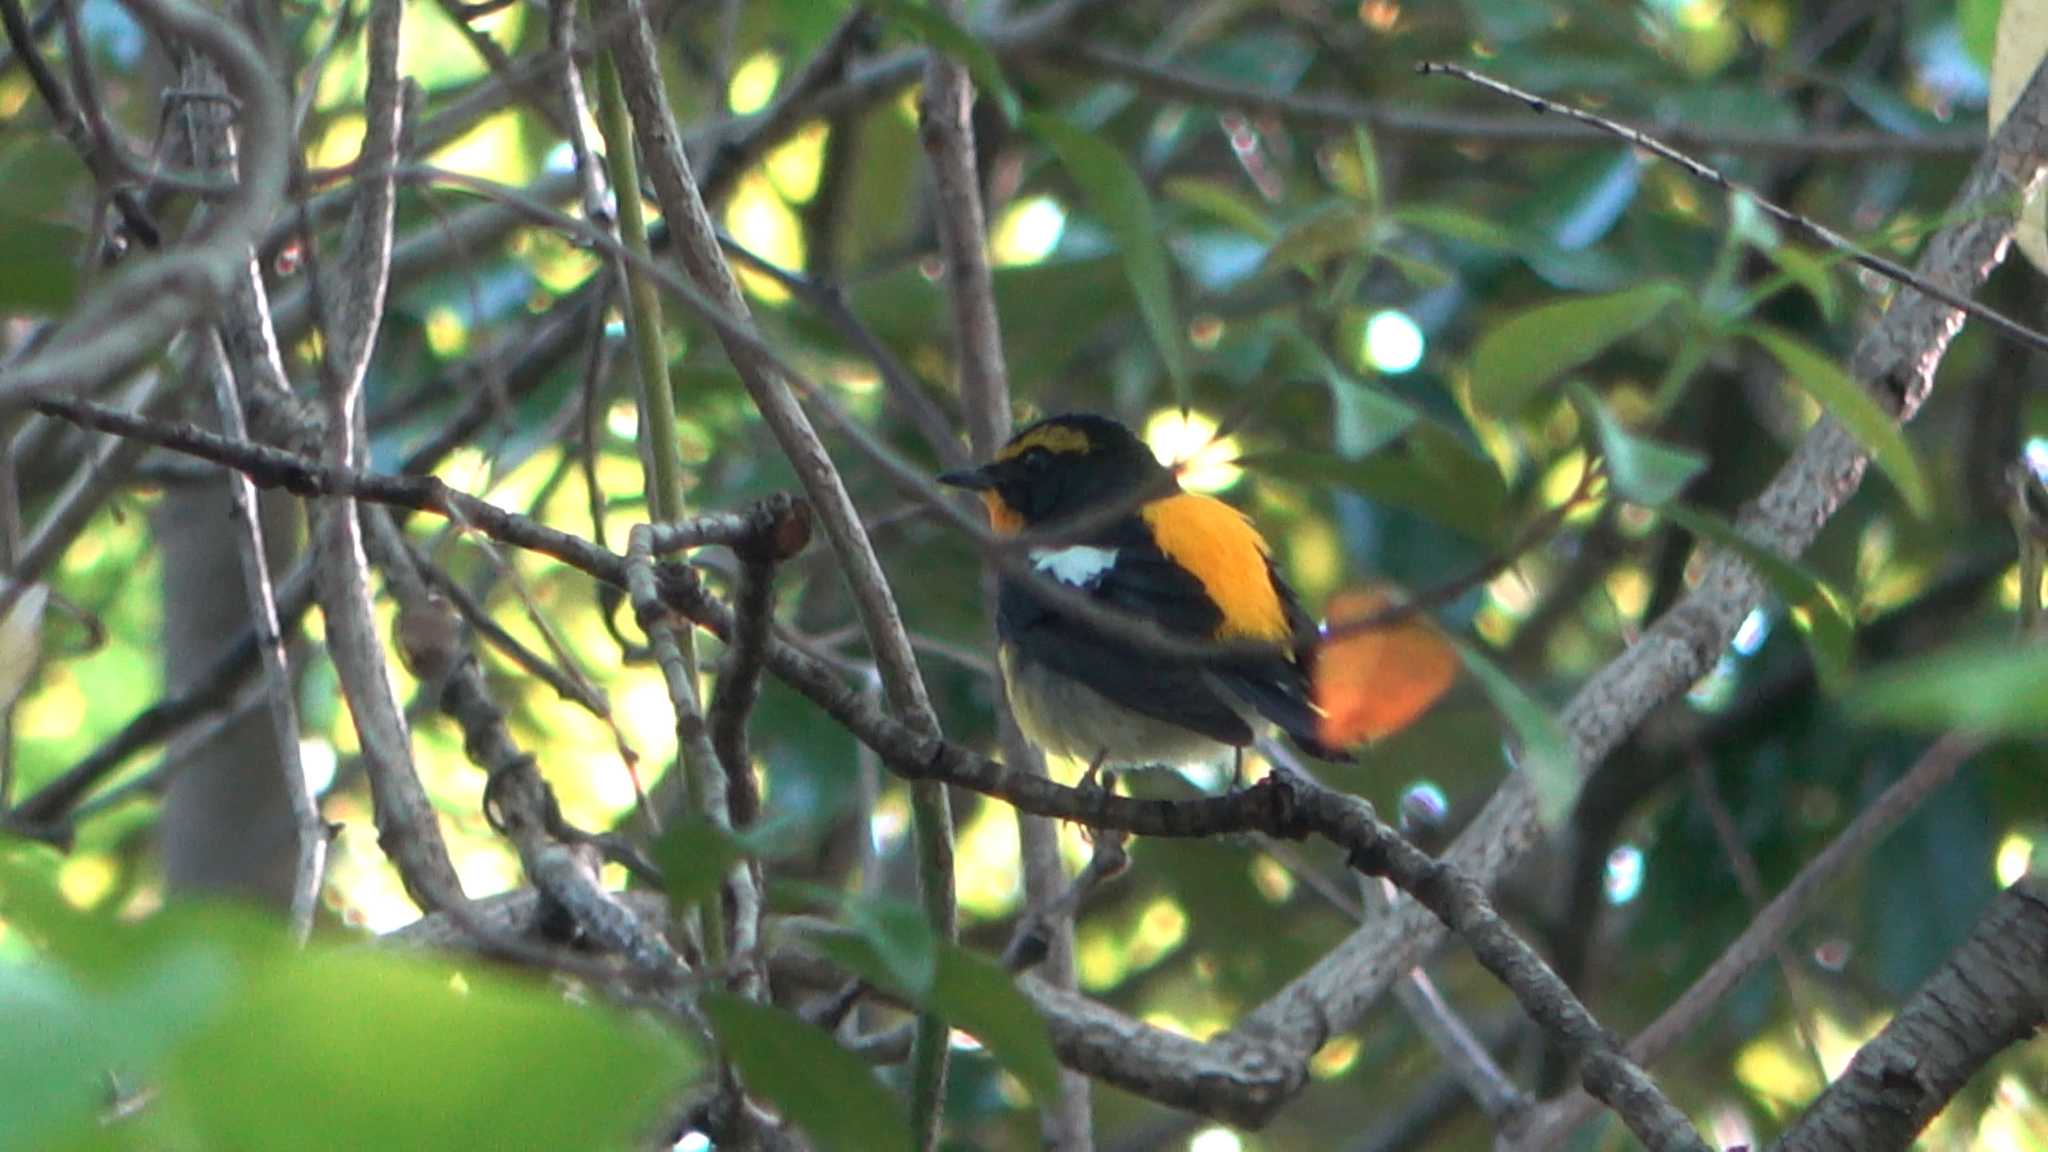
[938,412,1341,785]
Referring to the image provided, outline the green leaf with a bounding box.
[1470,283,1683,414]
[1245,420,1508,543]
[1349,125,1382,210]
[653,816,747,915]
[930,947,1060,1103]
[1759,245,1841,322]
[0,943,234,1152]
[168,950,694,1152]
[0,218,84,314]
[788,918,1060,1107]
[1662,504,1856,690]
[1565,382,1704,505]
[1847,639,2048,735]
[846,896,939,997]
[1745,325,1933,518]
[704,992,908,1150]
[1029,113,1188,393]
[1387,204,1518,251]
[0,963,115,1152]
[1163,177,1276,241]
[867,0,1021,124]
[1962,0,2003,72]
[1452,639,1578,831]
[654,813,812,914]
[0,138,90,221]
[1270,323,1417,458]
[1259,200,1375,278]
[1378,249,1454,290]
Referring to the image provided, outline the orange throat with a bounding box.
[981,491,1024,536]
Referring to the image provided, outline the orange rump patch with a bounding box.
[1314,586,1459,747]
[1140,494,1292,642]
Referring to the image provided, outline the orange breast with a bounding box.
[1139,493,1292,642]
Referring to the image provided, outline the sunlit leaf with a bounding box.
[1315,587,1460,746]
[1964,0,2004,72]
[1662,504,1855,690]
[1745,325,1933,518]
[1452,639,1577,831]
[1470,282,1683,414]
[1565,382,1704,505]
[1029,113,1188,393]
[170,950,694,1152]
[704,992,908,1150]
[1847,639,2048,735]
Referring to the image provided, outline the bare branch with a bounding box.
[1225,51,2048,1120]
[197,330,325,941]
[0,0,287,401]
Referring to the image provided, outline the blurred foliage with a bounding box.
[4,0,2048,1149]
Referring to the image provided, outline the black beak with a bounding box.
[937,466,995,491]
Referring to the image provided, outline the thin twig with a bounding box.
[1511,732,1986,1151]
[624,526,733,965]
[1684,751,1828,1081]
[1417,61,2048,359]
[1058,45,1980,157]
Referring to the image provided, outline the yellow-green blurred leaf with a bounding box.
[1745,325,1933,518]
[1471,282,1683,414]
[1028,113,1188,393]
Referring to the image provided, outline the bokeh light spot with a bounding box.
[727,52,782,116]
[992,196,1066,266]
[1604,843,1644,905]
[1996,831,2035,887]
[1362,309,1425,374]
[1144,408,1242,493]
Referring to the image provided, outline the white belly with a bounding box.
[1000,646,1237,770]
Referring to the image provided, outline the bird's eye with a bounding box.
[1022,447,1051,471]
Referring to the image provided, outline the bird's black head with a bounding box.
[937,412,1174,533]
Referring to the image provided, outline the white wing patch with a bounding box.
[1031,545,1118,587]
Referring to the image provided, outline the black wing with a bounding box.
[997,520,1338,756]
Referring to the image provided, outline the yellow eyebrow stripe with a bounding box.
[1140,493,1292,642]
[996,424,1091,461]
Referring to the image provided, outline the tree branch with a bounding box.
[1772,877,2048,1151]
